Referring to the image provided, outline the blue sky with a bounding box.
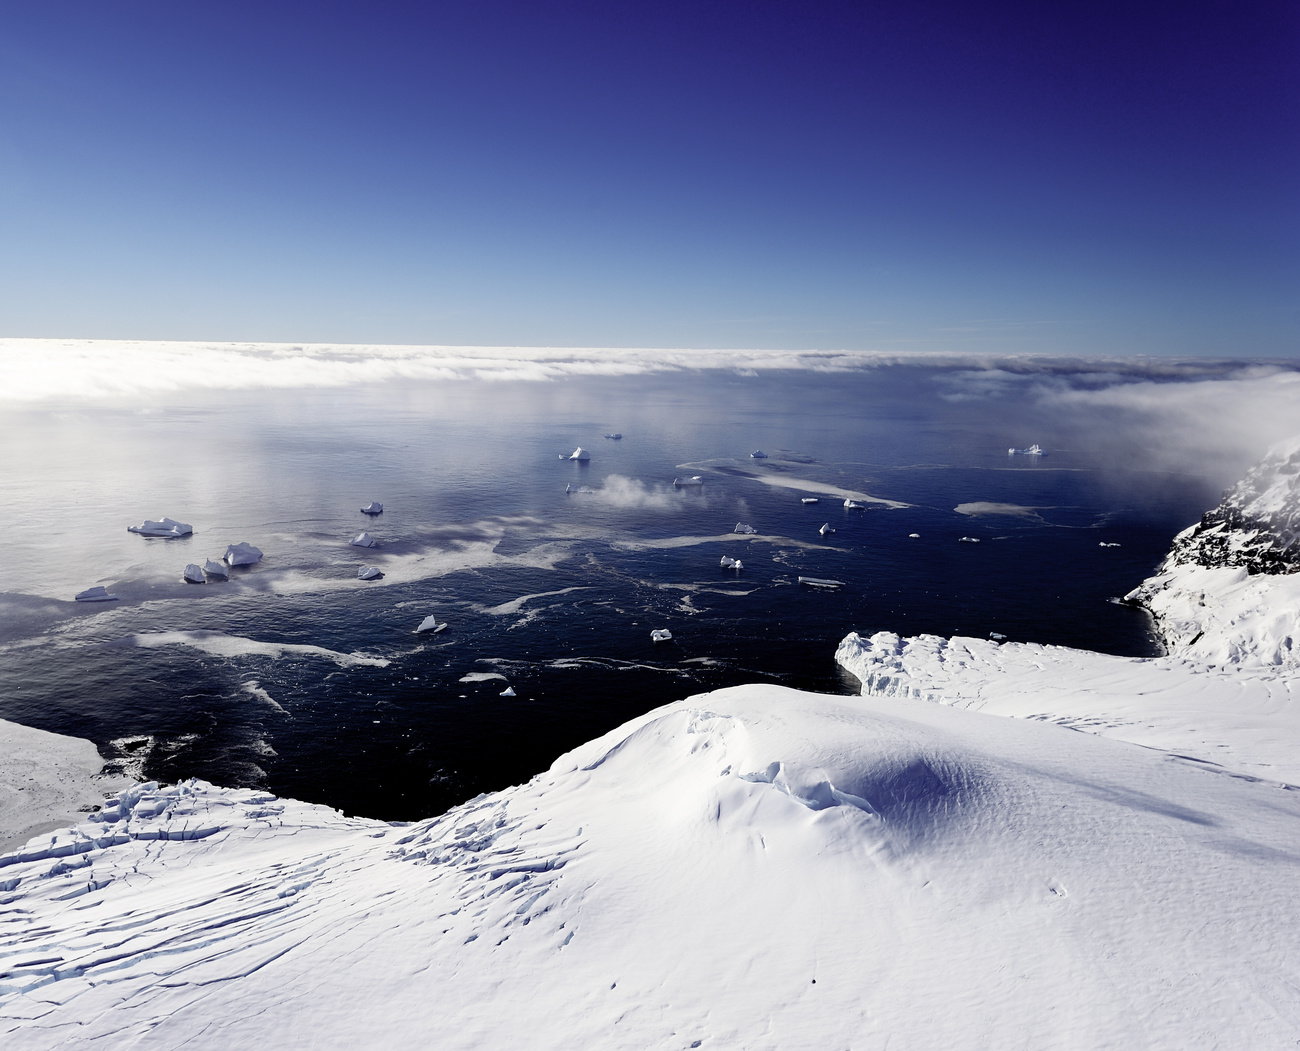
[0,1,1296,354]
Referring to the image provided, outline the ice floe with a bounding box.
[750,450,767,458]
[350,532,377,548]
[357,566,384,581]
[127,517,193,538]
[1007,443,1045,456]
[798,576,843,588]
[909,532,920,538]
[182,564,205,584]
[360,501,384,515]
[604,433,622,440]
[801,497,819,504]
[202,559,229,580]
[73,586,117,602]
[958,536,980,543]
[224,542,263,565]
[650,628,673,642]
[843,498,866,509]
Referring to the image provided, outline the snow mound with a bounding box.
[224,542,263,566]
[127,517,193,538]
[2,687,1298,1048]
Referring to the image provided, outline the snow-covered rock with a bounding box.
[224,542,263,566]
[73,586,117,602]
[182,564,205,584]
[2,688,1298,1049]
[350,532,377,548]
[127,517,192,538]
[202,559,229,580]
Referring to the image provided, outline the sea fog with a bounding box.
[1,347,1296,819]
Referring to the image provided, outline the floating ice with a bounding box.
[673,476,704,488]
[202,559,229,580]
[360,501,384,515]
[500,687,516,697]
[843,498,866,509]
[415,615,447,634]
[357,566,384,581]
[720,556,743,571]
[127,517,193,538]
[818,523,835,536]
[909,533,920,538]
[569,447,590,461]
[350,532,377,548]
[990,631,1007,640]
[1008,444,1046,456]
[958,536,980,543]
[751,450,767,458]
[74,586,118,602]
[798,576,843,588]
[565,484,595,494]
[1099,542,1121,548]
[182,564,205,584]
[224,542,264,565]
[801,497,819,504]
[604,433,622,440]
[651,628,673,642]
[734,523,757,534]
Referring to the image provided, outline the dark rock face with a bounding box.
[1164,439,1300,576]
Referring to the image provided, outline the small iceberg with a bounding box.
[734,523,757,534]
[182,564,205,584]
[801,498,819,505]
[350,532,377,548]
[565,484,595,494]
[650,628,673,643]
[224,542,263,566]
[673,476,704,488]
[908,533,920,538]
[990,632,1007,641]
[1099,542,1121,548]
[750,451,768,459]
[357,566,384,581]
[604,433,622,440]
[360,501,384,516]
[818,523,835,536]
[1008,444,1046,456]
[958,536,981,543]
[843,499,866,509]
[798,576,843,588]
[128,517,193,538]
[569,448,591,462]
[74,586,118,602]
[202,559,229,580]
[720,555,743,571]
[415,615,447,634]
[500,686,516,697]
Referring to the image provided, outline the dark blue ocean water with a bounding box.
[0,367,1228,819]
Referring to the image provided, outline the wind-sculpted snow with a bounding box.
[4,686,1300,1049]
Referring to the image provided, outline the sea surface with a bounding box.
[0,366,1228,819]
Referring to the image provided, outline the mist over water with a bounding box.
[0,361,1288,820]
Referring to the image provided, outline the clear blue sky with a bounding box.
[1,1,1296,355]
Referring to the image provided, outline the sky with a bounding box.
[0,1,1296,355]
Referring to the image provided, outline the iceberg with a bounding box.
[650,628,673,642]
[1099,541,1121,548]
[127,517,193,538]
[74,585,118,602]
[818,523,835,536]
[500,687,516,697]
[908,533,920,538]
[604,433,622,440]
[733,523,757,534]
[182,564,205,584]
[801,497,819,504]
[1008,444,1046,456]
[360,501,384,515]
[843,498,866,509]
[565,484,595,494]
[750,450,767,458]
[350,532,377,548]
[798,576,844,588]
[719,555,743,571]
[224,542,264,565]
[202,558,229,580]
[673,476,703,488]
[958,536,980,543]
[357,566,384,581]
[568,447,590,461]
[415,615,447,634]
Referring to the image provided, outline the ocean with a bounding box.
[0,363,1229,819]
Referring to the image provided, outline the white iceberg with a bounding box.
[719,556,743,571]
[500,687,516,697]
[733,523,757,534]
[1099,541,1121,548]
[202,559,229,580]
[651,628,673,642]
[604,433,622,440]
[224,542,264,566]
[958,536,980,543]
[569,447,590,461]
[798,576,844,588]
[818,523,835,536]
[673,476,703,488]
[357,566,384,581]
[350,532,377,548]
[908,533,920,538]
[74,586,118,602]
[127,517,193,538]
[801,497,819,504]
[750,450,767,458]
[843,498,866,509]
[565,484,595,494]
[415,615,447,634]
[360,502,384,515]
[182,564,205,584]
[1008,444,1046,456]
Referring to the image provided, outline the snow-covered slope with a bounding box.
[4,686,1299,1050]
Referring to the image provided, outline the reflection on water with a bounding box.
[0,367,1231,819]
